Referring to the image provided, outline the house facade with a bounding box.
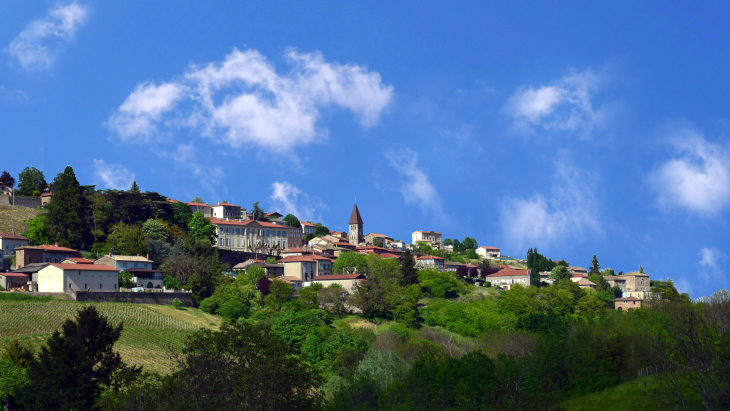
[301,222,317,237]
[36,263,119,292]
[311,274,365,292]
[187,202,212,218]
[211,203,244,219]
[41,192,53,206]
[415,255,445,270]
[476,246,501,258]
[15,245,80,268]
[210,218,298,252]
[0,273,29,291]
[412,230,442,248]
[95,255,154,270]
[0,232,29,258]
[485,268,532,289]
[615,297,642,310]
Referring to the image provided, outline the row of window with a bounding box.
[221,238,288,249]
[40,271,117,278]
[120,262,149,269]
[218,227,293,238]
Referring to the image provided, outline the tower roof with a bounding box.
[348,203,364,225]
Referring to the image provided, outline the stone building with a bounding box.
[348,204,364,245]
[412,230,442,248]
[615,296,643,310]
[0,232,29,258]
[15,244,80,268]
[210,218,300,252]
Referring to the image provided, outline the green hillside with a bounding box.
[0,296,221,373]
[0,204,44,235]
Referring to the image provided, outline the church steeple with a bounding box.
[348,203,364,245]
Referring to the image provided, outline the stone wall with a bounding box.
[70,291,194,306]
[0,196,42,209]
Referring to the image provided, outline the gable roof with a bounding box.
[480,246,500,250]
[485,268,531,277]
[187,202,211,207]
[48,263,119,272]
[104,255,153,263]
[0,232,29,240]
[348,204,364,225]
[208,217,293,229]
[313,274,366,280]
[17,244,77,253]
[301,221,316,227]
[63,258,94,264]
[212,203,240,207]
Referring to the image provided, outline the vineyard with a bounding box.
[0,298,221,373]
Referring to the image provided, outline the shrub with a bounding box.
[218,299,249,321]
[171,298,182,310]
[199,296,219,314]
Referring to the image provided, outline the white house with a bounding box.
[477,246,501,258]
[36,263,119,292]
[0,232,29,258]
[211,203,244,219]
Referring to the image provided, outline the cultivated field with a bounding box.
[0,297,221,373]
[0,204,44,234]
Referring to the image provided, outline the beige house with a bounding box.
[412,230,442,248]
[0,232,29,258]
[569,267,588,275]
[41,192,53,206]
[617,271,651,292]
[280,255,334,281]
[605,276,627,291]
[615,296,642,311]
[211,203,244,219]
[15,244,80,268]
[301,222,317,237]
[187,202,212,218]
[210,218,298,252]
[485,268,532,289]
[232,260,285,277]
[311,274,365,292]
[476,246,501,258]
[95,255,154,271]
[36,263,119,292]
[573,278,597,289]
[364,233,388,246]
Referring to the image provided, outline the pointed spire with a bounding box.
[348,203,363,225]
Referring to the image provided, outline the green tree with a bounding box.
[251,201,266,221]
[45,166,90,249]
[283,213,300,228]
[550,265,572,281]
[639,265,645,274]
[373,237,383,247]
[191,196,204,204]
[462,236,478,250]
[315,222,329,236]
[266,256,278,264]
[302,233,316,243]
[400,249,418,285]
[142,218,169,242]
[333,251,369,274]
[0,358,27,409]
[118,271,135,288]
[266,279,294,307]
[19,306,138,410]
[129,181,141,194]
[602,268,615,276]
[163,275,181,290]
[171,201,193,227]
[15,167,46,197]
[106,223,148,256]
[2,339,33,368]
[452,239,462,253]
[589,254,601,275]
[478,258,491,271]
[188,211,216,242]
[0,170,15,188]
[22,215,51,246]
[442,238,452,246]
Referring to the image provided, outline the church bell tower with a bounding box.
[348,203,364,245]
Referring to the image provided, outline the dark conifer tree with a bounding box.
[400,249,418,285]
[129,180,141,193]
[0,170,15,188]
[20,306,138,410]
[589,254,601,274]
[45,166,90,249]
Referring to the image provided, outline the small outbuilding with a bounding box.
[615,296,642,311]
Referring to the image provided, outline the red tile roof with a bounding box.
[380,253,400,259]
[301,222,315,227]
[313,274,366,280]
[480,246,500,250]
[0,273,29,277]
[280,276,304,283]
[187,202,211,207]
[19,244,77,252]
[0,232,29,240]
[279,255,318,263]
[40,192,53,197]
[209,218,293,229]
[213,203,241,207]
[367,233,388,237]
[48,263,119,271]
[616,297,642,301]
[65,258,94,264]
[417,255,444,260]
[485,269,531,277]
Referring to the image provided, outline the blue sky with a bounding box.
[2,1,729,297]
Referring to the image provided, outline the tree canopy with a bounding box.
[283,213,300,228]
[0,171,15,188]
[45,166,90,249]
[15,167,46,197]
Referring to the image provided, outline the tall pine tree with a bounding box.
[400,249,418,285]
[589,254,601,274]
[45,166,90,249]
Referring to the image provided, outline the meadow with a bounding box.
[0,295,220,373]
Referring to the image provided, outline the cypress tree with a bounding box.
[400,249,418,285]
[45,166,89,249]
[589,254,601,274]
[129,180,141,193]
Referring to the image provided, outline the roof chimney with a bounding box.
[146,254,149,260]
[54,242,58,247]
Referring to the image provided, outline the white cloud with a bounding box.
[6,2,88,70]
[268,181,326,223]
[92,159,135,190]
[499,159,601,251]
[694,247,726,293]
[0,85,29,102]
[649,127,730,215]
[108,48,393,152]
[385,147,446,219]
[699,247,722,271]
[502,68,608,136]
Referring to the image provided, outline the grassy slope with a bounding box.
[560,376,662,411]
[0,204,44,235]
[0,297,220,373]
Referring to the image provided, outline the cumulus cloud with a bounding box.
[499,159,601,251]
[502,68,609,137]
[693,247,727,295]
[108,48,393,151]
[6,1,88,70]
[269,181,327,223]
[648,127,730,215]
[385,147,446,219]
[92,159,135,190]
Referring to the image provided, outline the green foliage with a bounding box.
[442,238,452,246]
[45,166,90,249]
[333,251,369,274]
[527,247,558,286]
[355,350,410,389]
[0,359,27,408]
[461,236,478,250]
[106,222,148,256]
[15,166,46,197]
[372,237,383,247]
[266,279,294,307]
[142,218,169,242]
[19,306,139,410]
[265,256,278,264]
[0,170,15,188]
[283,213,301,228]
[22,215,50,246]
[218,299,249,321]
[251,201,266,221]
[418,269,463,298]
[602,268,615,276]
[163,274,181,290]
[171,298,183,310]
[191,196,204,204]
[400,249,418,285]
[118,271,135,288]
[170,201,193,227]
[315,222,330,236]
[421,298,509,337]
[302,327,369,373]
[2,339,34,368]
[302,233,316,243]
[550,265,572,281]
[589,254,601,274]
[271,309,331,351]
[187,211,216,242]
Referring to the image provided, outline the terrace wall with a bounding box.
[0,196,42,209]
[70,291,194,306]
